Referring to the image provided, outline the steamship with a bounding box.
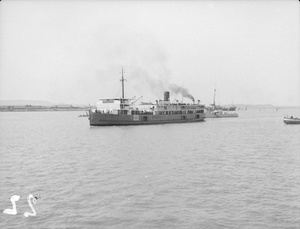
[205,88,238,118]
[89,69,206,126]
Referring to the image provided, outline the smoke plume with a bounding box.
[169,84,195,102]
[93,25,196,103]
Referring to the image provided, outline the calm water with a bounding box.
[0,109,300,228]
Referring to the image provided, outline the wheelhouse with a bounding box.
[96,98,131,114]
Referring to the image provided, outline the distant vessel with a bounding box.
[89,69,206,126]
[283,116,300,124]
[205,88,238,118]
[222,106,237,111]
[78,111,89,117]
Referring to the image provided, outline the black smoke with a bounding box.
[169,84,195,102]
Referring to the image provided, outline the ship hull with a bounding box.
[205,112,238,118]
[283,118,300,124]
[89,112,205,126]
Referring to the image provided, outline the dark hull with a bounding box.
[283,118,300,124]
[222,107,237,111]
[89,112,205,126]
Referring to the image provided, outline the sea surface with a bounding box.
[0,108,300,229]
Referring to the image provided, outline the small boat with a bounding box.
[283,116,300,124]
[222,106,237,111]
[78,111,89,117]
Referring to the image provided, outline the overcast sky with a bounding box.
[0,0,299,106]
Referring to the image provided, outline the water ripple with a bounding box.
[0,110,299,228]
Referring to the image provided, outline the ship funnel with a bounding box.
[164,91,170,101]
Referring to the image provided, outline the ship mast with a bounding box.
[213,88,216,109]
[120,67,127,99]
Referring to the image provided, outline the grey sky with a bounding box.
[0,0,299,106]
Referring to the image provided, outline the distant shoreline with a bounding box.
[0,105,89,112]
[1,105,299,113]
[1,100,299,110]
